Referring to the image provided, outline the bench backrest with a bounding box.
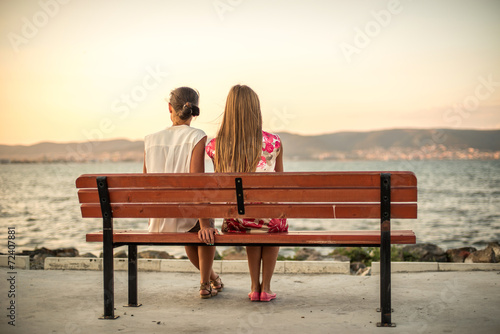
[76,172,417,220]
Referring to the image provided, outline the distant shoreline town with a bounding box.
[0,146,498,164]
[1,128,499,163]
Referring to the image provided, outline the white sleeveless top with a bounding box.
[144,125,206,232]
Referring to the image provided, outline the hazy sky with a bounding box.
[1,0,499,145]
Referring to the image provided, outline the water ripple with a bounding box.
[0,160,499,255]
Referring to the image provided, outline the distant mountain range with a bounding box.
[1,128,499,162]
[278,129,500,160]
[0,139,145,162]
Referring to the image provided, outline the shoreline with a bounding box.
[2,241,499,274]
[2,153,500,164]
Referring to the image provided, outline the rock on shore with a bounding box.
[446,247,477,262]
[464,242,500,263]
[18,247,80,270]
[402,243,448,262]
[9,241,499,270]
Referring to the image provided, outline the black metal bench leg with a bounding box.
[97,176,119,319]
[377,173,395,327]
[378,223,394,327]
[101,233,118,319]
[125,245,142,307]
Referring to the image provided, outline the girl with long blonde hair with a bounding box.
[206,85,288,301]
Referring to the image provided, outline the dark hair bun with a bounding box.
[170,87,200,120]
[182,102,200,117]
[191,105,200,116]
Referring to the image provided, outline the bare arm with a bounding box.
[189,137,206,173]
[190,137,218,244]
[275,142,284,172]
[143,151,148,226]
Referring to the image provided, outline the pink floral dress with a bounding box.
[206,131,289,233]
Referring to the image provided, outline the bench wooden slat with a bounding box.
[76,172,417,189]
[86,229,416,245]
[80,203,417,219]
[77,187,417,204]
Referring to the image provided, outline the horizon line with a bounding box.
[1,126,500,147]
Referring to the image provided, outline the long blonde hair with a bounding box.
[215,85,263,173]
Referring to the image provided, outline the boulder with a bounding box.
[19,247,79,269]
[465,248,496,263]
[114,250,128,258]
[359,267,371,276]
[446,247,477,263]
[54,247,79,257]
[295,248,323,261]
[402,243,447,262]
[32,253,54,269]
[356,266,371,276]
[138,250,174,259]
[79,252,97,258]
[350,261,366,274]
[222,246,247,260]
[486,242,500,262]
[23,247,55,256]
[20,247,79,257]
[99,250,127,258]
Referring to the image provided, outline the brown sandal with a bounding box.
[210,275,224,292]
[200,282,217,299]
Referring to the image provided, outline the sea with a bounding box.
[1,160,499,258]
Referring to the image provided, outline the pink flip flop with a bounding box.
[248,291,260,302]
[260,292,276,302]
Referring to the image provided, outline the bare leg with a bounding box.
[260,246,279,293]
[198,245,216,283]
[246,246,263,293]
[185,245,219,297]
[185,245,199,269]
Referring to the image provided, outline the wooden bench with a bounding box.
[76,171,417,327]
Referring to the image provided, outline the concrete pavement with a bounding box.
[0,266,499,334]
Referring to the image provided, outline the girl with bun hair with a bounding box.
[206,84,287,302]
[144,87,223,299]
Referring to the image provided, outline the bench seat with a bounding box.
[86,229,416,246]
[76,171,417,326]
